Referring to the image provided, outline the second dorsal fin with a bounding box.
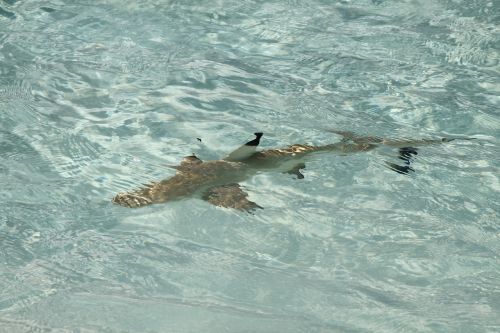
[225,132,263,162]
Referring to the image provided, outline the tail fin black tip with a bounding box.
[386,147,418,175]
[399,147,418,164]
[386,162,415,175]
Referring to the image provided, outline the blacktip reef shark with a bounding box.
[113,131,473,211]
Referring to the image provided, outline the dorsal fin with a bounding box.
[225,132,263,162]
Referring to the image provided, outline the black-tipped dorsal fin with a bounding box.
[225,132,263,162]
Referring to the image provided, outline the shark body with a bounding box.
[112,131,464,211]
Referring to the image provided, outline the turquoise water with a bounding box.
[1,0,499,332]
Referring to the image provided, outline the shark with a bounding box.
[112,131,470,211]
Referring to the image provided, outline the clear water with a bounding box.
[1,0,499,332]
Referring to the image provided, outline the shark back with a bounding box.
[254,144,318,158]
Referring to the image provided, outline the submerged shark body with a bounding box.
[113,131,464,211]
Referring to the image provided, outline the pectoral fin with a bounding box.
[285,162,306,179]
[113,181,158,208]
[202,183,262,211]
[225,132,263,162]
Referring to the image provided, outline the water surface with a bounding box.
[0,0,499,332]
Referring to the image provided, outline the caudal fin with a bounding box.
[385,147,418,175]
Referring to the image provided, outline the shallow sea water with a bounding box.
[1,0,499,332]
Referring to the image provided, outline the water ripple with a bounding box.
[0,0,499,332]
